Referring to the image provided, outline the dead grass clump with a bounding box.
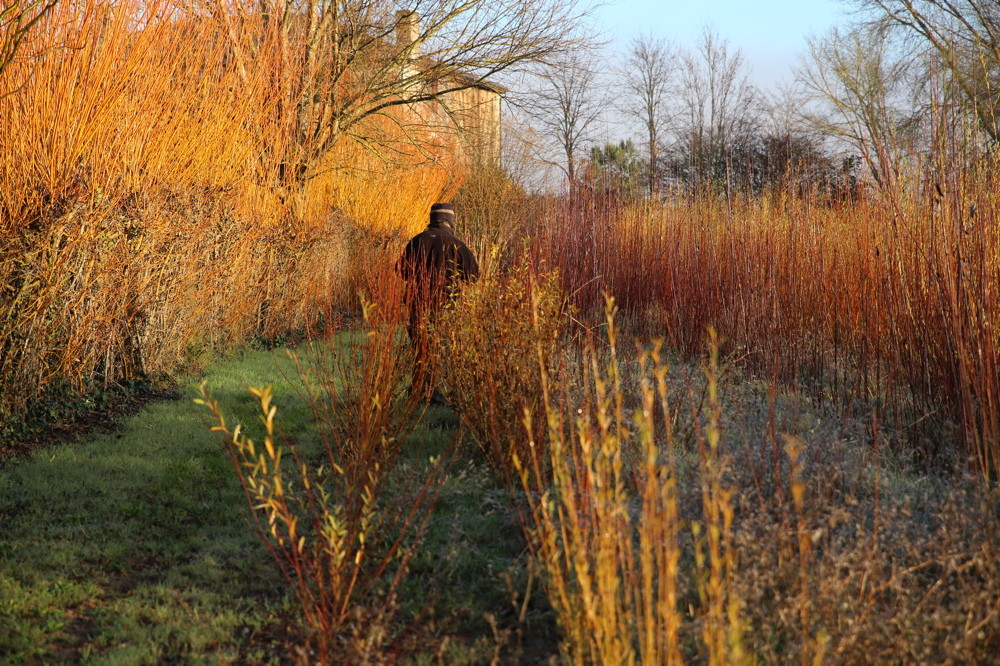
[729,461,1000,663]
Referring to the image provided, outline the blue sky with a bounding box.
[592,0,850,89]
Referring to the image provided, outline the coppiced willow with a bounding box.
[514,303,745,665]
[198,279,449,661]
[0,0,490,428]
[522,174,999,485]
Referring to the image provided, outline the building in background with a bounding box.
[394,11,504,168]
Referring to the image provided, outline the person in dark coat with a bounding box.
[398,202,479,399]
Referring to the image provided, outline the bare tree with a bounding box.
[206,0,594,194]
[525,51,606,192]
[674,26,758,189]
[621,34,674,197]
[855,0,1000,142]
[797,25,920,190]
[762,82,811,137]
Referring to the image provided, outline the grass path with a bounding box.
[0,346,543,664]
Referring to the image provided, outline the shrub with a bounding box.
[432,262,568,484]
[514,303,745,665]
[198,280,449,662]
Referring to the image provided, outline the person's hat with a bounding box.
[429,202,455,227]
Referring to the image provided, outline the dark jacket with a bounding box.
[398,222,479,295]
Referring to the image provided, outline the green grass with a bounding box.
[391,441,555,663]
[0,347,315,664]
[0,344,554,664]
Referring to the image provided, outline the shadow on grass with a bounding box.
[0,350,314,664]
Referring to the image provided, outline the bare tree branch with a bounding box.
[856,0,1000,141]
[523,50,606,191]
[621,33,674,197]
[205,0,596,193]
[796,25,921,189]
[674,26,759,189]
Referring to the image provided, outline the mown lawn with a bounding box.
[0,345,547,664]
